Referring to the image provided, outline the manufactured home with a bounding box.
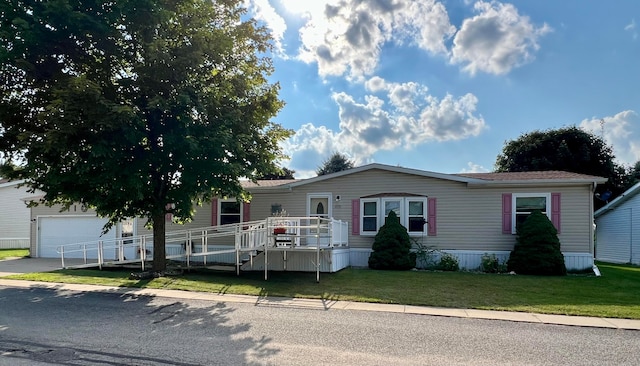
[28,164,606,272]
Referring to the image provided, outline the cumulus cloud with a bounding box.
[450,1,551,75]
[245,0,288,55]
[579,110,640,165]
[282,76,486,176]
[460,162,490,173]
[296,0,455,81]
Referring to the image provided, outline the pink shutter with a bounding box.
[551,193,561,233]
[243,202,251,223]
[502,194,512,234]
[427,197,437,236]
[351,199,360,235]
[211,198,218,226]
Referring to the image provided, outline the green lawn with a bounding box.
[6,262,640,319]
[0,249,29,260]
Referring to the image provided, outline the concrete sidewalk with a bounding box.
[1,257,639,331]
[0,257,84,277]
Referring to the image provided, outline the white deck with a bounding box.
[56,217,349,281]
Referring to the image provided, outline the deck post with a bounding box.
[98,241,103,270]
[186,231,191,270]
[236,246,240,276]
[316,219,320,283]
[141,236,146,272]
[203,230,207,266]
[264,238,268,281]
[60,246,65,268]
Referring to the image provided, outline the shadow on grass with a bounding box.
[8,262,640,319]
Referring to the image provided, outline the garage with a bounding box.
[37,216,116,258]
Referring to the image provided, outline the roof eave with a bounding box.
[467,177,608,188]
[594,182,640,218]
[287,163,484,188]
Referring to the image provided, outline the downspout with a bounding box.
[591,182,601,276]
[630,208,633,264]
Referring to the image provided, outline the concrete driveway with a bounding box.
[0,257,81,277]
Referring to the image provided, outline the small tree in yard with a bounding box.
[507,211,567,276]
[368,211,415,270]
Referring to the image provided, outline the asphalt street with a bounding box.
[1,285,638,365]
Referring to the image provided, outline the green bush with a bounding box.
[480,253,508,273]
[437,253,459,271]
[368,211,415,270]
[507,210,567,276]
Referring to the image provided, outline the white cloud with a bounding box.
[579,110,640,165]
[450,1,551,75]
[625,19,638,40]
[245,0,288,55]
[282,76,486,175]
[296,0,455,81]
[460,162,490,173]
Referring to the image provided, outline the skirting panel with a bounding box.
[348,249,593,271]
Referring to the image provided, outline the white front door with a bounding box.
[307,194,331,246]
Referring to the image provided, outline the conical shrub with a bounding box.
[507,210,567,276]
[368,211,415,270]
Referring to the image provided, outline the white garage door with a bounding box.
[38,217,116,258]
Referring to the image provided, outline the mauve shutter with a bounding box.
[243,202,251,223]
[211,198,218,226]
[551,193,561,233]
[502,194,512,234]
[351,199,360,235]
[427,197,437,236]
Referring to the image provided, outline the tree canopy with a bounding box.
[495,126,627,206]
[0,0,291,272]
[316,152,355,176]
[256,166,295,180]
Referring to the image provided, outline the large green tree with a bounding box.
[0,0,291,272]
[495,126,626,207]
[316,152,354,176]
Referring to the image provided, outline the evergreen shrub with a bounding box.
[368,211,415,270]
[507,210,567,276]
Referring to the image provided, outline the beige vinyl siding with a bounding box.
[0,185,32,248]
[0,185,31,237]
[250,169,594,253]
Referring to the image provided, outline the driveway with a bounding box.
[0,257,83,277]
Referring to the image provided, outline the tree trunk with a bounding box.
[152,212,167,272]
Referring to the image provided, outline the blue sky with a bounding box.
[245,0,640,178]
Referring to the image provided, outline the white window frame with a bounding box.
[218,199,243,226]
[511,193,551,234]
[360,198,379,234]
[406,198,428,234]
[360,196,428,236]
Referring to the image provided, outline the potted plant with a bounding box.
[271,209,288,235]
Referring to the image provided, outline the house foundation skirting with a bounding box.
[349,248,594,271]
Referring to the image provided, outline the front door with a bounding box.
[307,194,331,246]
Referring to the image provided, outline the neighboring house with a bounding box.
[0,179,31,249]
[594,182,640,265]
[29,164,606,271]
